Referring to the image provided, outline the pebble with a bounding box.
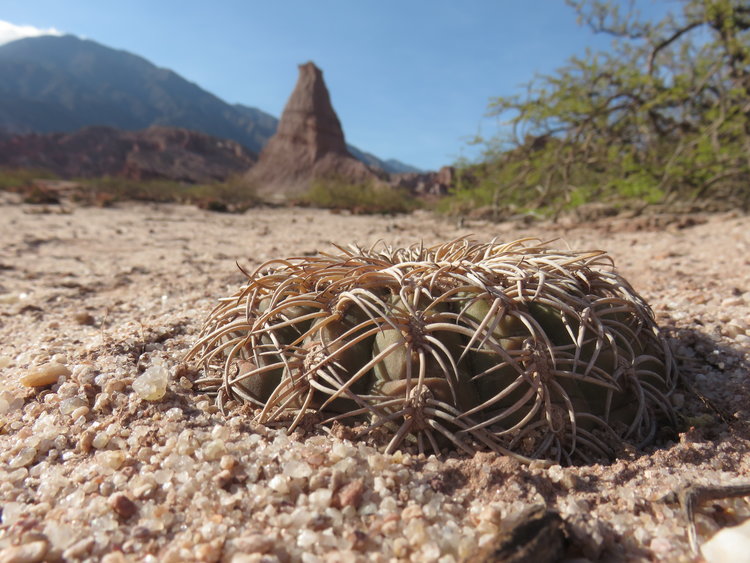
[100,552,127,563]
[203,439,226,461]
[97,449,126,470]
[20,362,70,387]
[268,475,289,494]
[335,479,365,509]
[59,396,87,415]
[132,363,169,400]
[63,538,94,561]
[702,519,750,563]
[214,469,233,489]
[721,297,745,308]
[70,405,90,420]
[109,492,138,519]
[284,460,313,479]
[0,540,49,563]
[92,432,110,449]
[73,312,96,325]
[0,293,22,305]
[231,534,274,554]
[723,323,747,338]
[8,447,37,469]
[62,538,95,560]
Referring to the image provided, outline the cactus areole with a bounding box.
[187,238,678,464]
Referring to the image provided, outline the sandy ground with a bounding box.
[0,193,749,562]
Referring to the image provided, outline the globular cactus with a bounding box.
[187,238,678,464]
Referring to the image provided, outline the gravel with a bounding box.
[0,196,749,561]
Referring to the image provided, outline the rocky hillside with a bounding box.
[0,35,418,175]
[0,126,257,183]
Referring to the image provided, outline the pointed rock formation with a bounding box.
[244,62,382,201]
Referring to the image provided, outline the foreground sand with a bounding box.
[0,195,749,562]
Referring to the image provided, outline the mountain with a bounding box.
[0,125,257,183]
[0,35,419,174]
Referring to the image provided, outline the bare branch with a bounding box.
[647,21,704,74]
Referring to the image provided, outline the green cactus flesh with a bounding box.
[187,239,678,464]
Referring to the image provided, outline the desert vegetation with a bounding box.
[187,238,677,464]
[0,168,259,212]
[445,0,750,217]
[301,177,419,215]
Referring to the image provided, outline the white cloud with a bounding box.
[0,20,63,46]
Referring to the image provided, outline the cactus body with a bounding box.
[187,239,678,463]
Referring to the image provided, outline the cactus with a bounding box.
[187,238,678,463]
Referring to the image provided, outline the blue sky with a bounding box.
[1,1,672,171]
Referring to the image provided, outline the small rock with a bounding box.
[203,439,226,461]
[214,469,233,489]
[702,519,750,563]
[62,538,95,560]
[335,479,365,509]
[77,430,95,454]
[8,447,37,469]
[0,539,49,563]
[268,475,289,494]
[464,505,564,563]
[73,312,96,326]
[723,323,747,338]
[721,296,745,308]
[283,459,313,479]
[92,432,110,450]
[231,534,274,554]
[108,492,137,519]
[59,396,87,416]
[0,293,21,305]
[20,362,70,387]
[97,450,126,470]
[194,540,223,562]
[132,363,169,401]
[220,455,236,471]
[131,526,152,540]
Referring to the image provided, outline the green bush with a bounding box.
[75,175,258,212]
[302,178,418,215]
[444,0,750,217]
[0,167,58,191]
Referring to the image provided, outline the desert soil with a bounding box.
[0,193,749,562]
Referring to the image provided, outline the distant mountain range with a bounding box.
[0,35,420,175]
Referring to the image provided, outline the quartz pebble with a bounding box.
[62,538,95,560]
[0,539,49,563]
[59,396,87,415]
[20,362,70,387]
[231,534,274,554]
[8,447,37,469]
[702,519,750,563]
[132,363,169,400]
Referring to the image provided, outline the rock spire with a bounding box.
[244,62,380,200]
